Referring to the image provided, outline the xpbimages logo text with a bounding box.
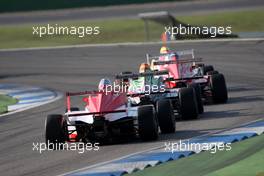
[99,81,166,95]
[32,141,100,154]
[165,140,232,154]
[165,24,232,38]
[32,24,100,38]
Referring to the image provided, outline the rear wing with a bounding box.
[152,58,203,65]
[164,76,204,82]
[65,90,126,114]
[126,90,171,97]
[66,90,101,97]
[115,70,169,79]
[66,110,127,117]
[66,90,101,113]
[146,49,203,65]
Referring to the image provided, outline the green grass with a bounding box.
[0,8,264,49]
[206,142,264,176]
[127,134,264,176]
[0,19,164,49]
[0,94,17,114]
[177,9,264,33]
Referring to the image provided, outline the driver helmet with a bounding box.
[139,63,150,73]
[160,46,170,54]
[98,78,112,91]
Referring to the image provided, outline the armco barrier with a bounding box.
[0,0,176,13]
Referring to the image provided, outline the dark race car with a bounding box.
[116,67,201,124]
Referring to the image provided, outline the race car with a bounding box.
[45,79,161,148]
[116,64,201,124]
[146,46,228,105]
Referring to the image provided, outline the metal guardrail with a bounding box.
[138,11,237,41]
[138,11,177,41]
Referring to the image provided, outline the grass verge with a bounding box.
[126,134,264,176]
[0,94,17,114]
[0,8,264,49]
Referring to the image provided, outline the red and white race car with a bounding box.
[45,78,169,147]
[147,47,228,105]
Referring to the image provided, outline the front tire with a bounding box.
[156,99,176,133]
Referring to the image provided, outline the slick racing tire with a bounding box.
[203,65,214,74]
[189,83,204,114]
[179,87,199,120]
[207,70,219,75]
[156,99,176,134]
[45,114,66,149]
[138,105,158,141]
[210,73,228,103]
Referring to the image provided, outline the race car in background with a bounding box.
[146,47,228,105]
[45,78,170,147]
[116,70,177,133]
[116,66,201,124]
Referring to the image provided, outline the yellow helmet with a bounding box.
[160,46,170,54]
[139,63,150,73]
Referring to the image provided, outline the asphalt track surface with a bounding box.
[0,0,264,25]
[0,40,264,176]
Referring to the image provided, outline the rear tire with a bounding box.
[45,114,66,149]
[207,70,219,75]
[138,105,158,141]
[210,74,228,103]
[179,87,199,120]
[203,65,214,74]
[156,99,176,133]
[189,83,204,114]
